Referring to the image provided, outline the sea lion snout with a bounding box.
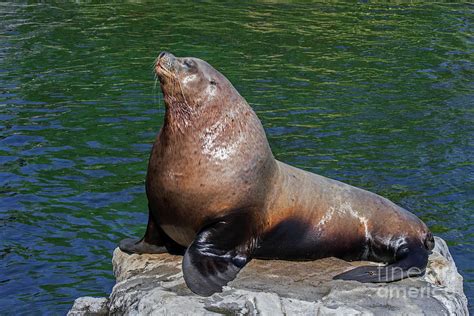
[155,51,176,76]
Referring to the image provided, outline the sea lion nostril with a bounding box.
[158,51,168,60]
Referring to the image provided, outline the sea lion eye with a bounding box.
[210,79,217,85]
[183,59,195,68]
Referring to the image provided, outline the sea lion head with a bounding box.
[155,52,238,129]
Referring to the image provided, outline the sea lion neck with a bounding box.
[160,80,249,138]
[161,99,253,155]
[161,94,195,134]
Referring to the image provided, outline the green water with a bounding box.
[0,2,472,314]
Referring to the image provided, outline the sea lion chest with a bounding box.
[145,135,218,243]
[146,118,272,245]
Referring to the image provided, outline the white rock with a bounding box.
[67,297,108,316]
[69,236,468,315]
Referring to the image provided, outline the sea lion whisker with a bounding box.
[153,77,159,103]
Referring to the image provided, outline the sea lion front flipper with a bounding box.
[119,209,186,255]
[182,210,256,296]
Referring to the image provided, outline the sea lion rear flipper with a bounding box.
[182,210,255,296]
[333,240,429,283]
[119,209,186,255]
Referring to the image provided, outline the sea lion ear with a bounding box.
[182,210,255,296]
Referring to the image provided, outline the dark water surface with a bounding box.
[0,2,472,314]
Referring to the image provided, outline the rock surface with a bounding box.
[68,297,108,315]
[69,237,468,315]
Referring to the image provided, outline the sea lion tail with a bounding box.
[333,240,429,283]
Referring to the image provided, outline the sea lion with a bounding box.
[119,51,435,296]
